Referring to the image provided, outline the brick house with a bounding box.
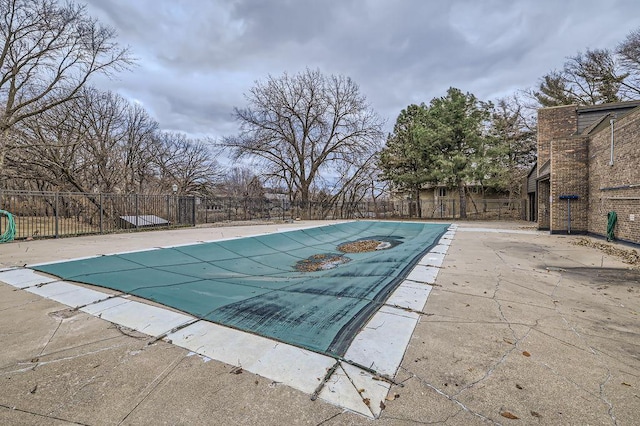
[534,100,640,244]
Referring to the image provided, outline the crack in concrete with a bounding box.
[41,337,155,419]
[0,403,90,426]
[419,318,534,326]
[19,342,132,370]
[381,413,452,424]
[315,412,342,425]
[529,327,600,355]
[340,362,377,418]
[546,273,622,424]
[599,369,617,425]
[46,371,105,418]
[0,297,43,312]
[399,366,500,426]
[117,352,186,425]
[33,317,63,371]
[558,316,597,355]
[449,247,535,400]
[435,287,559,312]
[535,358,619,423]
[0,334,125,373]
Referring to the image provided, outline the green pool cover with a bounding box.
[32,221,449,356]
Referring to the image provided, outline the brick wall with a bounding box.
[537,103,640,244]
[537,105,578,170]
[538,180,550,229]
[550,137,589,233]
[587,109,640,243]
[537,105,579,231]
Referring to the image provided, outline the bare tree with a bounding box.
[153,131,222,195]
[9,87,158,194]
[617,28,640,98]
[321,151,379,217]
[219,167,264,198]
[485,96,537,199]
[0,0,132,174]
[121,102,160,193]
[223,68,384,214]
[532,49,627,107]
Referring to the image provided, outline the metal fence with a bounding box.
[0,191,196,239]
[0,190,526,240]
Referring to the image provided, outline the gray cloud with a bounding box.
[84,0,640,143]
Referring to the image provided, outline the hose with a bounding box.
[607,211,617,242]
[0,209,16,243]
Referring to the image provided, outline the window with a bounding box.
[437,188,447,197]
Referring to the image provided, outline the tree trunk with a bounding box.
[458,181,467,219]
[0,126,9,179]
[300,184,310,220]
[415,187,422,218]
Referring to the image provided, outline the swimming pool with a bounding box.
[32,221,449,356]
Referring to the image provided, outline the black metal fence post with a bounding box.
[54,192,59,238]
[99,193,103,234]
[165,195,170,228]
[135,194,139,229]
[192,196,196,226]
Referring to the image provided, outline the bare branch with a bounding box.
[222,68,384,212]
[0,0,133,173]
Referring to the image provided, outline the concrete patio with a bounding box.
[1,221,638,425]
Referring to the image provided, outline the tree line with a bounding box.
[2,0,639,218]
[379,29,640,218]
[379,90,535,218]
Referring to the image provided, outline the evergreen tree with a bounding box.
[423,88,491,218]
[379,104,433,217]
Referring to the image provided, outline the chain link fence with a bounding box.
[0,190,525,240]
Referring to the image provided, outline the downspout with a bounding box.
[609,117,615,166]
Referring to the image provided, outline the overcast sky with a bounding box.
[84,0,640,140]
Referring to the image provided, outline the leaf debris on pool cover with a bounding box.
[31,221,450,356]
[338,240,380,253]
[295,253,351,272]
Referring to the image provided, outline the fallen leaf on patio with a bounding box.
[622,382,631,386]
[230,366,243,374]
[358,388,365,394]
[522,351,531,357]
[379,401,386,410]
[363,398,370,406]
[503,338,514,345]
[385,393,400,401]
[500,411,519,419]
[515,384,523,389]
[530,411,542,418]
